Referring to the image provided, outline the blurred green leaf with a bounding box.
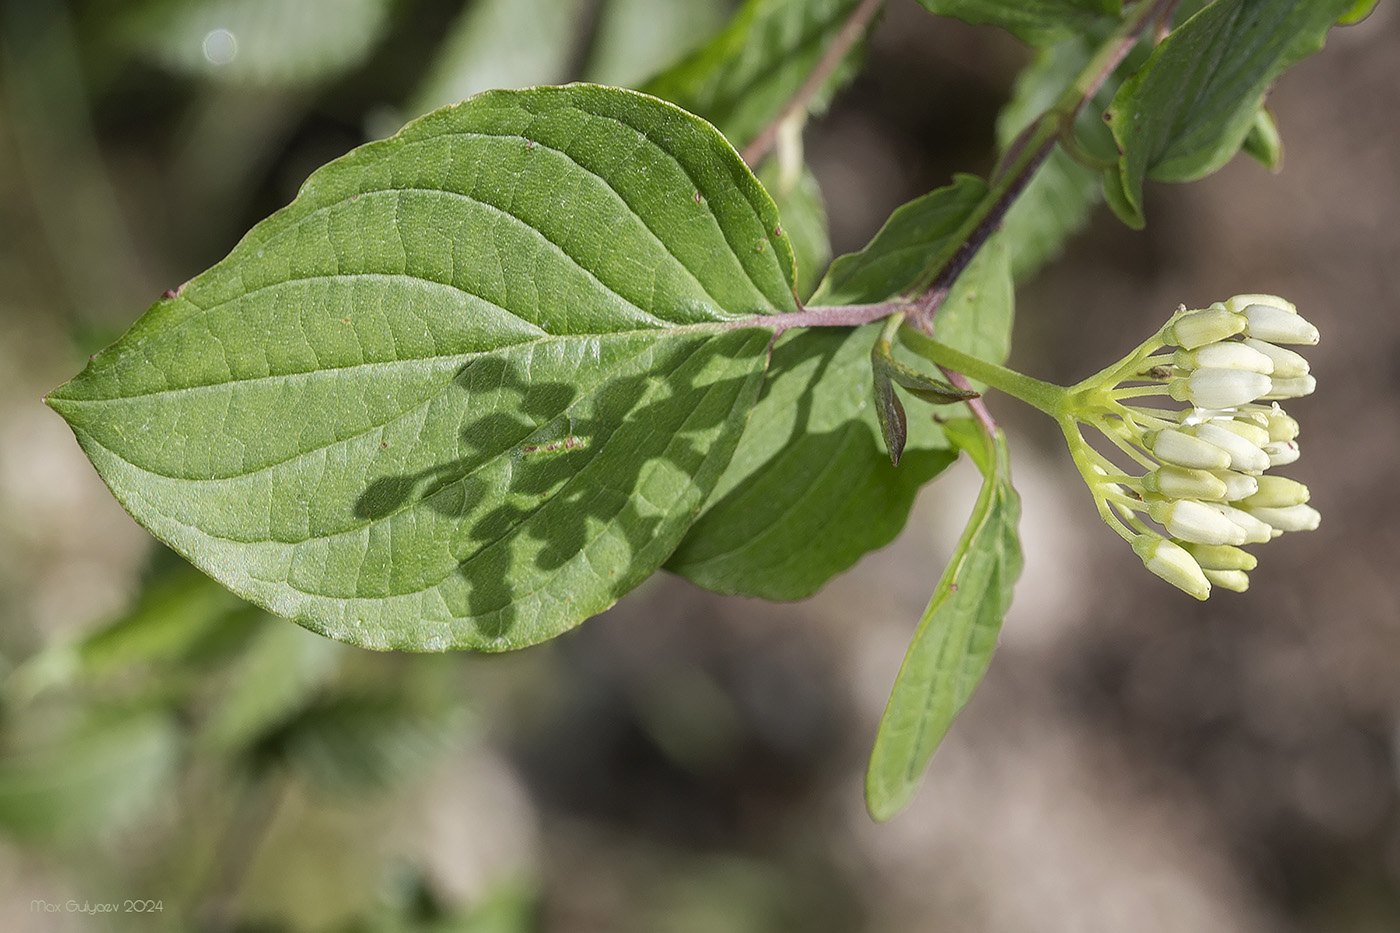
[49,85,796,651]
[643,0,869,150]
[202,618,341,754]
[0,707,179,842]
[1104,0,1356,223]
[124,0,395,87]
[407,0,588,118]
[914,0,1120,45]
[758,160,831,301]
[668,324,957,600]
[865,422,1021,821]
[585,0,731,88]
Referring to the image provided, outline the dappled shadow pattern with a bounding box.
[353,332,768,643]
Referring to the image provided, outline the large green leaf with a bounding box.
[643,0,868,150]
[865,422,1021,821]
[914,0,1120,45]
[123,0,394,87]
[667,325,956,600]
[1105,0,1356,225]
[48,85,800,652]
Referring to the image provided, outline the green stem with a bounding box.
[899,325,1068,417]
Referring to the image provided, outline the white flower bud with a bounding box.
[1243,304,1319,345]
[1203,569,1250,592]
[1193,422,1270,474]
[1209,418,1271,448]
[1165,308,1245,350]
[1223,293,1296,316]
[1170,369,1272,409]
[1148,428,1231,470]
[1214,504,1274,544]
[1262,374,1316,400]
[1241,338,1309,378]
[1264,440,1300,467]
[1183,542,1258,572]
[1244,503,1321,533]
[1133,534,1210,600]
[1173,342,1274,375]
[1149,499,1248,546]
[1142,465,1228,501]
[1209,470,1260,501]
[1264,406,1300,442]
[1241,475,1310,509]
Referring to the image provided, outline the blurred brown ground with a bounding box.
[2,2,1399,931]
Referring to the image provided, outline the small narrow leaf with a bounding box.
[1105,0,1357,222]
[865,423,1022,821]
[914,0,1120,45]
[667,325,957,600]
[1241,106,1283,171]
[49,86,799,651]
[810,174,987,307]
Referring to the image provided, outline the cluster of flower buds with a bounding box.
[1062,295,1319,598]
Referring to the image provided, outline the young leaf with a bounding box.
[1104,0,1357,222]
[643,0,869,149]
[809,174,987,307]
[48,85,798,652]
[914,0,1120,45]
[667,325,957,601]
[865,422,1022,821]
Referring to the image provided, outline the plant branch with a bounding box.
[904,0,1177,330]
[740,0,885,167]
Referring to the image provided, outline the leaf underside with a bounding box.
[49,85,802,652]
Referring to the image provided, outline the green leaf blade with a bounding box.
[50,86,800,652]
[865,425,1022,821]
[1106,0,1357,220]
[915,0,1120,45]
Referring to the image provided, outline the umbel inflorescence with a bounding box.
[1058,294,1319,598]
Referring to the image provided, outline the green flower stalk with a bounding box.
[902,295,1320,599]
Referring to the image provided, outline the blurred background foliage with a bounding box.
[1,1,1399,931]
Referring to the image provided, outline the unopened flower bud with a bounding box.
[1170,369,1272,409]
[1148,428,1231,470]
[1243,304,1319,345]
[1183,542,1258,572]
[1209,418,1271,448]
[1133,534,1210,600]
[1210,470,1260,501]
[1243,503,1321,533]
[1142,465,1228,500]
[1263,375,1316,400]
[1165,307,1245,350]
[1264,406,1300,442]
[1215,504,1274,544]
[1149,499,1248,546]
[1223,293,1297,316]
[1203,569,1250,592]
[1173,342,1274,375]
[1263,440,1300,467]
[1193,422,1269,474]
[1241,338,1309,378]
[1241,475,1310,509]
